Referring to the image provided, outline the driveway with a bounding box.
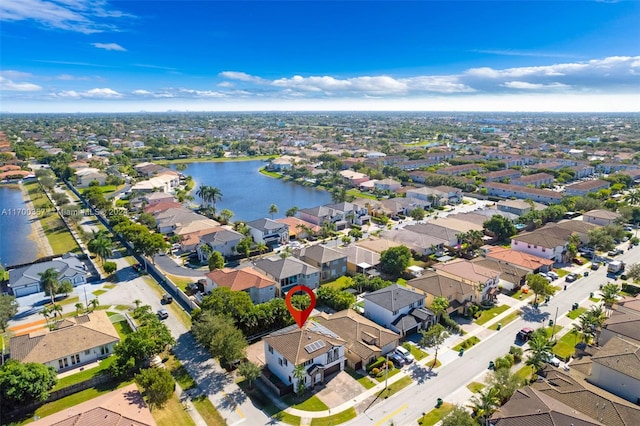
[313,371,364,409]
[153,253,208,278]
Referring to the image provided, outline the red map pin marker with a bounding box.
[285,285,316,328]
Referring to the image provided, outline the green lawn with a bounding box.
[344,367,376,389]
[310,408,357,425]
[54,296,80,306]
[475,305,509,325]
[92,289,107,297]
[346,189,377,200]
[466,382,485,393]
[553,332,580,359]
[237,381,301,425]
[488,311,520,330]
[259,168,282,178]
[16,379,134,424]
[543,325,563,339]
[104,284,116,289]
[566,307,587,320]
[151,392,196,426]
[322,276,352,290]
[52,356,116,391]
[515,365,536,383]
[165,354,197,391]
[191,395,226,426]
[112,320,133,338]
[590,297,601,303]
[373,367,401,382]
[417,402,454,426]
[114,304,131,311]
[290,395,329,412]
[555,269,569,278]
[452,336,481,352]
[510,288,530,300]
[403,343,429,361]
[378,376,413,399]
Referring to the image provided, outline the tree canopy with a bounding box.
[379,245,412,277]
[0,360,57,412]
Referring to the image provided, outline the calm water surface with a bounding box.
[0,185,39,267]
[170,161,332,222]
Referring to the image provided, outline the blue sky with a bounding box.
[1,1,639,112]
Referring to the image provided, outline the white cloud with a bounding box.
[0,76,42,91]
[219,71,266,84]
[1,0,130,34]
[56,87,122,98]
[92,42,126,51]
[0,70,34,79]
[501,81,569,90]
[132,89,151,95]
[217,81,235,88]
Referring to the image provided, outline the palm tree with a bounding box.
[89,298,99,312]
[41,305,52,324]
[468,386,500,426]
[601,283,621,308]
[199,243,212,263]
[134,299,142,308]
[39,267,61,304]
[196,184,211,207]
[525,332,553,372]
[625,189,640,206]
[269,204,278,219]
[75,302,84,316]
[256,242,268,254]
[88,231,113,264]
[292,364,306,396]
[219,209,234,224]
[209,186,223,212]
[52,303,63,318]
[430,296,449,322]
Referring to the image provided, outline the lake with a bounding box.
[0,185,39,267]
[170,160,332,222]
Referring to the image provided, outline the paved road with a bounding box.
[153,253,208,278]
[344,244,640,426]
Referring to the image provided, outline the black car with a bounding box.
[591,263,600,270]
[565,273,579,283]
[516,328,534,342]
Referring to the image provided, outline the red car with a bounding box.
[572,258,585,265]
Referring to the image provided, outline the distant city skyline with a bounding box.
[1,1,639,113]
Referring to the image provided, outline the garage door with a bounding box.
[13,284,39,298]
[324,363,341,377]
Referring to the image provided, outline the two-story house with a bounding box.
[510,231,567,263]
[204,267,276,304]
[196,227,245,260]
[407,271,476,316]
[250,256,320,295]
[246,218,289,246]
[433,259,501,303]
[294,245,347,282]
[264,321,346,392]
[363,284,435,337]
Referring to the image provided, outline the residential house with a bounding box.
[29,383,156,426]
[374,178,402,192]
[315,310,400,370]
[246,218,290,246]
[484,246,554,273]
[264,322,346,392]
[571,164,596,179]
[250,256,320,294]
[196,227,244,260]
[436,163,484,176]
[356,237,403,254]
[511,172,555,188]
[433,259,500,303]
[334,244,381,275]
[511,231,567,263]
[324,202,370,225]
[583,209,622,227]
[481,182,563,204]
[75,168,107,188]
[298,206,346,229]
[403,223,461,247]
[598,308,640,347]
[294,245,347,282]
[564,179,611,197]
[268,156,295,171]
[9,253,88,297]
[339,170,370,186]
[406,186,462,207]
[154,207,219,235]
[379,229,447,256]
[471,258,529,291]
[496,199,546,216]
[204,267,276,304]
[407,272,476,315]
[432,185,463,204]
[10,311,120,372]
[430,216,484,234]
[275,216,321,240]
[589,336,640,404]
[597,163,628,174]
[363,284,435,337]
[484,169,522,183]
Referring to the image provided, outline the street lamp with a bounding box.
[385,354,390,389]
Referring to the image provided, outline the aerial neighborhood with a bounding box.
[1,113,640,426]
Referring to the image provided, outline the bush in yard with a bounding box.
[509,346,523,364]
[103,261,117,274]
[494,356,512,370]
[371,368,380,376]
[504,353,515,367]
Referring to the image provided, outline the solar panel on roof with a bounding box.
[304,340,326,353]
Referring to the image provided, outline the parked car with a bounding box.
[547,271,559,280]
[538,273,553,283]
[516,327,534,342]
[132,263,142,272]
[389,353,405,367]
[544,352,561,367]
[565,273,579,283]
[161,294,173,304]
[394,346,415,364]
[572,258,585,265]
[590,263,600,271]
[157,308,169,320]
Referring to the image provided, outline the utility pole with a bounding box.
[552,306,559,339]
[385,354,390,389]
[84,287,89,311]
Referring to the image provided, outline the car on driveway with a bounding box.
[547,271,559,280]
[389,353,405,367]
[157,308,169,320]
[394,346,415,364]
[591,262,600,270]
[572,258,585,265]
[544,352,561,367]
[565,273,579,283]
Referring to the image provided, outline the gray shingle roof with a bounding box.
[9,253,86,290]
[363,284,424,311]
[252,256,319,280]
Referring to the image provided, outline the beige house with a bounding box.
[583,209,622,226]
[433,259,500,303]
[407,271,476,315]
[315,310,399,370]
[10,311,120,372]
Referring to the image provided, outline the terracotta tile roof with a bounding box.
[143,201,183,214]
[10,311,120,364]
[275,217,321,236]
[31,383,156,426]
[315,310,399,361]
[264,321,346,365]
[205,267,276,291]
[486,247,554,270]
